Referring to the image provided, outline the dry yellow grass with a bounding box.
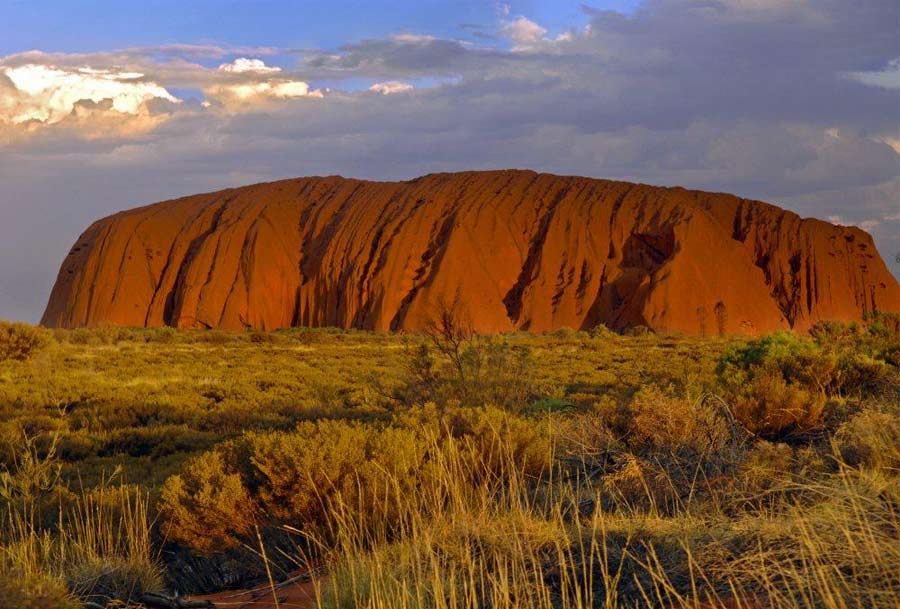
[0,319,898,608]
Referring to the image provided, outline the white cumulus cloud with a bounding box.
[208,58,323,106]
[501,16,548,49]
[217,57,283,74]
[0,63,179,125]
[215,80,321,100]
[369,81,414,95]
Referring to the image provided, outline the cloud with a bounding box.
[827,215,881,232]
[849,58,900,90]
[0,63,179,129]
[206,58,324,106]
[369,81,414,95]
[205,63,323,108]
[0,54,327,128]
[501,16,548,48]
[392,34,437,44]
[217,57,283,74]
[206,80,323,103]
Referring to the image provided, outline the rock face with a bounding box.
[42,170,900,335]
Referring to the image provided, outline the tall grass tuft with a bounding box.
[0,433,163,607]
[298,418,900,609]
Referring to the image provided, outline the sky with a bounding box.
[0,0,898,323]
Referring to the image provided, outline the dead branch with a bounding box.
[140,592,217,609]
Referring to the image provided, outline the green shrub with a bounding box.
[829,352,892,398]
[627,387,734,460]
[437,404,554,481]
[718,330,899,440]
[718,332,826,388]
[624,324,652,337]
[159,450,256,552]
[728,367,826,439]
[809,320,862,346]
[249,419,372,522]
[718,334,832,439]
[0,321,50,362]
[59,431,102,461]
[160,420,429,550]
[865,311,900,336]
[188,329,236,344]
[146,326,178,343]
[249,419,439,536]
[98,425,217,458]
[64,327,100,345]
[549,326,579,340]
[159,406,557,552]
[249,331,279,343]
[735,440,827,498]
[92,322,124,345]
[587,323,616,339]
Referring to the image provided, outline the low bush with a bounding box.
[728,367,826,439]
[835,403,900,470]
[0,321,50,362]
[68,555,163,607]
[627,387,736,462]
[718,333,845,438]
[249,420,374,523]
[735,440,827,500]
[597,388,746,512]
[160,406,555,553]
[159,450,256,552]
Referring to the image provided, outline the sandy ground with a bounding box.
[192,575,321,609]
[189,574,756,609]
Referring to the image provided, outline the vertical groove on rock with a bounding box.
[163,200,230,327]
[502,182,576,324]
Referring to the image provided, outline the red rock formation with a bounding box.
[41,170,900,334]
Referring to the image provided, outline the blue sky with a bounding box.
[0,0,897,322]
[0,1,635,55]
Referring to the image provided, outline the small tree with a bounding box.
[424,292,475,386]
[400,293,535,409]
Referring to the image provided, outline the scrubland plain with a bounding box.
[1,316,898,608]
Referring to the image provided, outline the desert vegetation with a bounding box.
[0,315,898,608]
